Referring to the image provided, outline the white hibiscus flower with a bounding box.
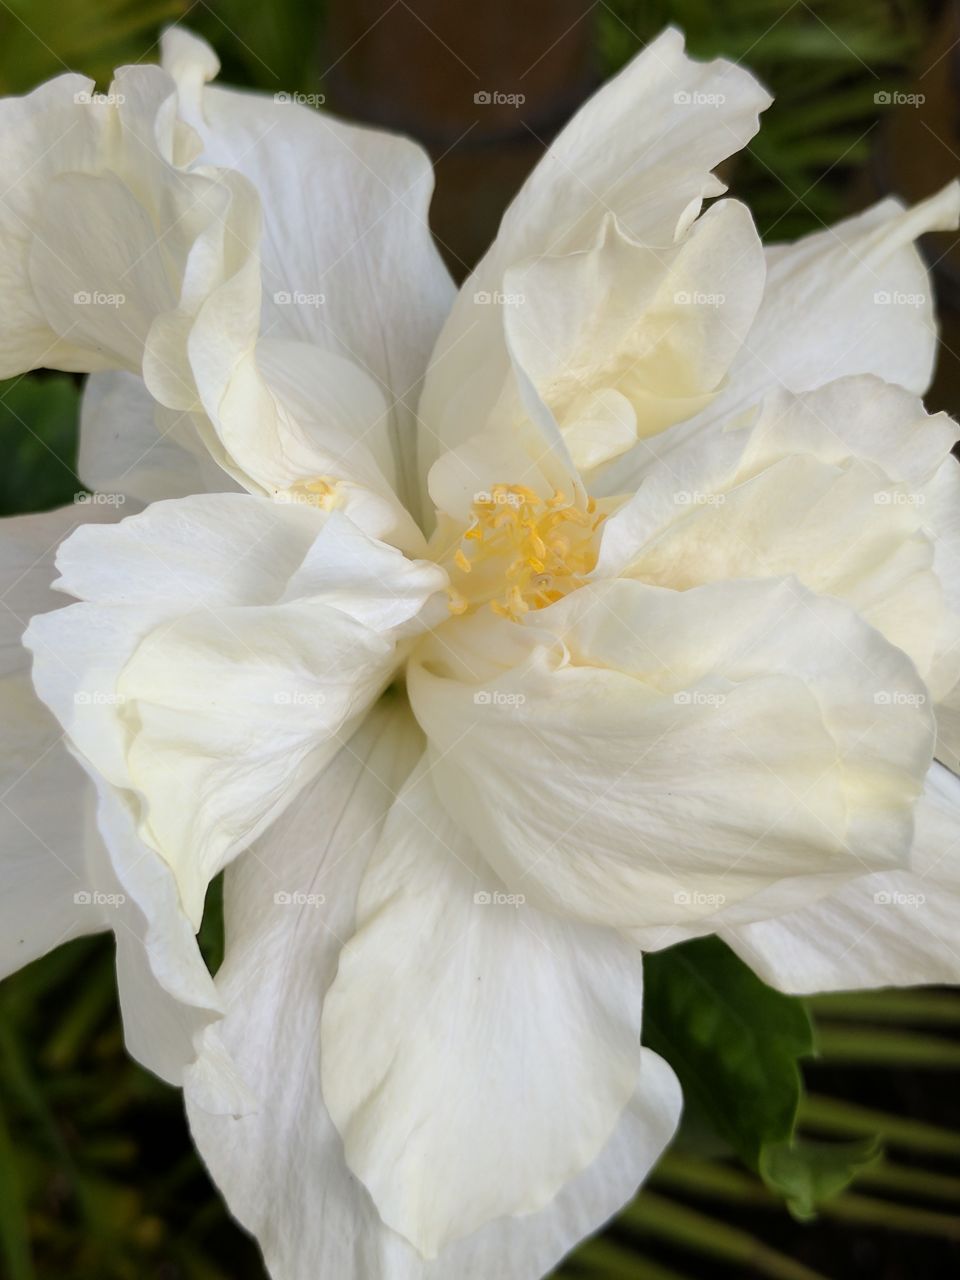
[2,24,960,1280]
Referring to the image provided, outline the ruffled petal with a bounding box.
[188,699,680,1278]
[419,27,771,468]
[722,762,960,991]
[409,577,934,930]
[322,756,653,1257]
[78,372,234,504]
[0,505,246,1105]
[598,376,960,701]
[24,495,446,926]
[161,26,454,516]
[501,200,764,471]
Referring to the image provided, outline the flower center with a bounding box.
[446,484,605,620]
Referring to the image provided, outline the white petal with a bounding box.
[598,377,960,699]
[0,47,402,528]
[0,505,119,974]
[503,201,764,469]
[0,675,104,976]
[24,496,445,926]
[0,75,115,376]
[161,27,454,513]
[91,773,252,1112]
[322,755,654,1257]
[924,459,960,768]
[409,578,933,930]
[0,62,245,393]
[0,505,246,1105]
[188,698,680,1278]
[673,184,960,450]
[254,338,426,550]
[418,27,770,466]
[78,372,235,503]
[722,762,960,991]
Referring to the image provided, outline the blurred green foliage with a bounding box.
[1,1,959,1278]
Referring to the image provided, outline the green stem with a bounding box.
[820,1193,960,1239]
[800,1095,960,1157]
[860,1160,960,1203]
[815,1025,960,1068]
[655,1150,960,1208]
[568,1238,692,1279]
[808,991,960,1025]
[624,1191,830,1280]
[652,1153,774,1204]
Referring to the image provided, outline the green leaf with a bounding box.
[760,1137,882,1220]
[0,374,81,516]
[642,937,814,1167]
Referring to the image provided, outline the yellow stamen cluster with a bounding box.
[447,484,605,620]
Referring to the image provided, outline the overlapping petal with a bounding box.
[24,495,446,925]
[161,27,455,519]
[722,762,960,990]
[419,27,772,470]
[0,505,115,975]
[500,199,764,472]
[598,376,960,707]
[322,754,655,1257]
[188,698,681,1279]
[0,504,249,1107]
[410,578,934,931]
[2,23,959,1280]
[598,184,960,496]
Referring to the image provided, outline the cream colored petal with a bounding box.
[503,200,764,469]
[24,496,446,927]
[410,577,933,931]
[722,762,960,991]
[322,755,661,1258]
[419,27,771,470]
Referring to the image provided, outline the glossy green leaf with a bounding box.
[642,938,814,1167]
[760,1137,882,1220]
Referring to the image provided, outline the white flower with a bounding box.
[2,23,960,1280]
